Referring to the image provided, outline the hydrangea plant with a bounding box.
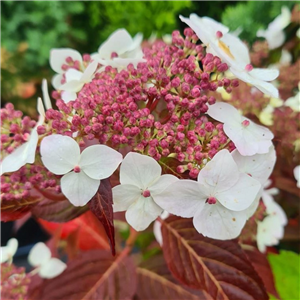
[1,10,299,300]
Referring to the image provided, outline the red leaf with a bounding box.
[161,216,268,300]
[32,198,88,222]
[38,211,110,251]
[244,246,281,299]
[28,249,137,300]
[88,178,115,256]
[136,254,208,300]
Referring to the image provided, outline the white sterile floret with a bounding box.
[180,14,279,98]
[257,7,291,50]
[0,97,46,175]
[50,48,83,89]
[207,102,274,156]
[257,181,287,252]
[1,238,18,263]
[294,165,300,188]
[155,149,261,240]
[259,97,284,126]
[232,146,276,218]
[92,29,145,70]
[40,134,122,206]
[28,242,66,279]
[112,152,178,231]
[59,61,98,103]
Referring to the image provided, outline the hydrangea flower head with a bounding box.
[112,152,178,231]
[207,102,274,156]
[155,149,261,239]
[40,134,122,206]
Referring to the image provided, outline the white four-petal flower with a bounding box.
[58,60,98,103]
[257,6,291,50]
[155,149,261,240]
[0,238,18,263]
[50,48,83,89]
[256,180,287,252]
[92,29,145,70]
[180,14,279,98]
[112,152,178,231]
[0,97,46,175]
[40,134,122,206]
[28,242,66,279]
[207,102,274,156]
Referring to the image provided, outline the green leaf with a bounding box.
[268,250,300,300]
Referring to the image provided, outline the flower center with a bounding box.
[241,119,250,127]
[206,196,217,205]
[142,190,151,197]
[245,64,253,72]
[73,165,81,173]
[216,31,223,38]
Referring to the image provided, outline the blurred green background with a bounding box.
[1,0,298,114]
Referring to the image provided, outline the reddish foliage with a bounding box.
[88,178,115,256]
[161,215,268,300]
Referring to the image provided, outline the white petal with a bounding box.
[198,149,239,193]
[0,128,38,175]
[128,32,143,52]
[231,146,276,185]
[42,79,52,110]
[1,142,30,175]
[37,97,46,120]
[0,238,18,263]
[39,258,67,279]
[193,202,247,240]
[50,48,82,74]
[154,180,206,218]
[52,74,63,89]
[262,193,287,226]
[98,29,133,58]
[80,145,122,180]
[61,91,77,103]
[65,69,83,82]
[59,80,83,93]
[28,242,51,267]
[249,68,279,82]
[112,184,141,212]
[245,193,261,219]
[125,196,163,231]
[153,211,170,247]
[40,135,80,175]
[207,102,241,124]
[61,171,100,206]
[112,57,146,69]
[149,174,179,196]
[294,165,300,187]
[81,60,98,83]
[216,173,261,211]
[120,152,161,189]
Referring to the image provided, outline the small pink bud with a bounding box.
[241,119,250,127]
[216,31,223,38]
[207,197,217,205]
[142,190,151,197]
[245,64,253,72]
[74,166,81,173]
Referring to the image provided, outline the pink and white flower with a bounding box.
[207,102,274,156]
[40,134,122,206]
[180,14,279,98]
[155,149,261,240]
[112,152,178,231]
[92,29,145,70]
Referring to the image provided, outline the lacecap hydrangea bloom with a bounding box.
[1,14,283,242]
